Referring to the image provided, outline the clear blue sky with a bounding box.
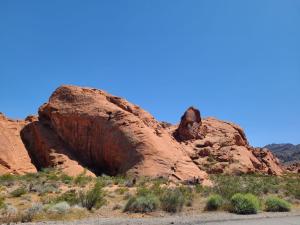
[0,1,299,147]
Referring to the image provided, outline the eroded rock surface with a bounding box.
[36,85,210,184]
[21,116,95,177]
[0,85,284,182]
[174,107,202,141]
[285,162,300,173]
[171,116,283,175]
[0,113,37,174]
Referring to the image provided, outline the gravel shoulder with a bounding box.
[18,211,300,225]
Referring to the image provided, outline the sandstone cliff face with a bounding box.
[21,116,95,177]
[0,113,37,174]
[0,85,284,183]
[36,85,209,184]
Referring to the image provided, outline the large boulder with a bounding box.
[0,113,37,174]
[174,107,202,141]
[35,85,210,185]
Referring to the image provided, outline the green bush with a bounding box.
[160,188,184,213]
[115,187,129,195]
[210,174,280,200]
[284,174,300,200]
[0,174,17,185]
[21,203,44,222]
[10,187,27,197]
[124,194,159,213]
[265,197,291,212]
[48,201,70,214]
[74,171,93,187]
[55,190,78,205]
[78,182,105,210]
[136,186,153,197]
[60,174,73,184]
[230,193,259,214]
[206,194,223,211]
[178,186,194,206]
[0,195,5,209]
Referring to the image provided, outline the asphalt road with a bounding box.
[18,212,300,225]
[199,216,300,225]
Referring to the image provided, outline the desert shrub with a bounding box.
[0,174,17,186]
[21,203,44,222]
[195,184,204,193]
[136,176,152,187]
[0,196,5,209]
[74,171,93,187]
[78,182,105,210]
[30,183,58,195]
[55,189,78,205]
[210,174,280,200]
[48,201,70,214]
[10,186,27,197]
[112,175,126,186]
[178,186,194,206]
[230,193,259,214]
[60,174,73,184]
[124,194,159,213]
[206,194,223,211]
[40,168,61,181]
[0,205,20,223]
[115,187,129,195]
[136,186,153,197]
[284,174,300,199]
[265,197,291,212]
[160,188,184,213]
[96,175,114,187]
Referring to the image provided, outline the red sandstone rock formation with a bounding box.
[285,162,300,173]
[21,116,95,177]
[174,107,202,141]
[0,85,285,182]
[0,113,37,174]
[169,110,283,175]
[35,85,210,185]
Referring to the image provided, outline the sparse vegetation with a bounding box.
[78,181,105,210]
[124,194,159,213]
[208,174,280,200]
[265,196,291,212]
[48,201,70,214]
[0,195,5,209]
[230,193,260,214]
[74,171,93,187]
[21,203,44,222]
[0,170,298,222]
[10,186,27,197]
[55,189,78,205]
[206,194,223,211]
[160,188,185,213]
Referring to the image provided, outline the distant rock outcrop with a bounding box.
[0,85,286,183]
[265,143,300,164]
